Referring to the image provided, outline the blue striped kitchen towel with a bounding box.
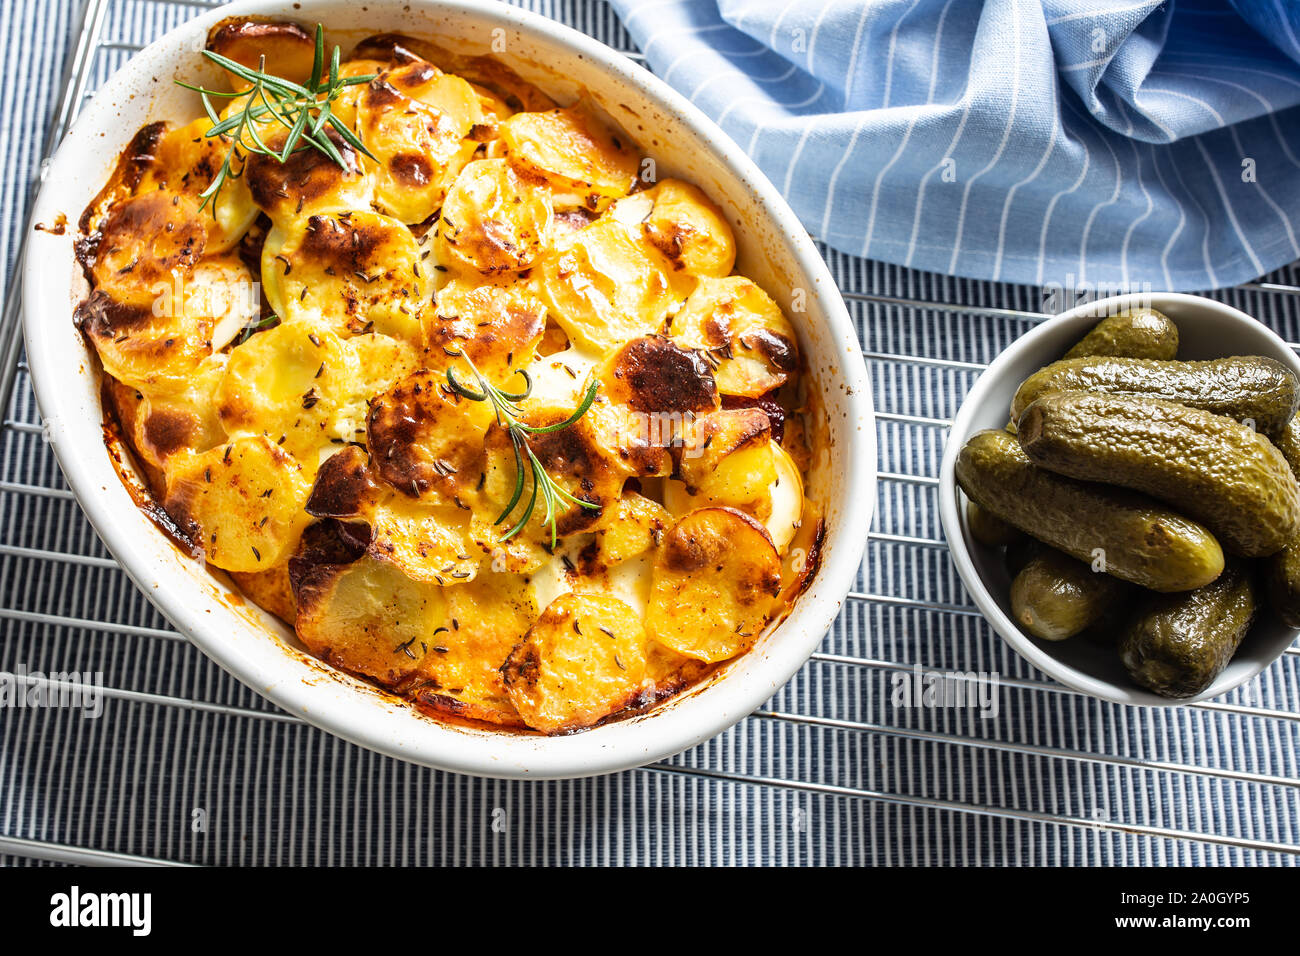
[608,0,1300,292]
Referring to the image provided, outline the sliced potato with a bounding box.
[436,158,553,274]
[217,318,360,462]
[294,553,445,687]
[350,33,557,114]
[81,250,254,394]
[358,61,482,224]
[164,434,313,572]
[229,563,296,624]
[400,573,536,726]
[645,507,782,662]
[369,496,478,585]
[671,277,799,398]
[480,400,631,539]
[347,331,423,404]
[205,17,318,92]
[243,125,374,224]
[137,118,258,253]
[131,358,227,471]
[502,593,649,733]
[467,511,551,573]
[366,368,494,503]
[88,191,206,308]
[676,406,772,492]
[327,59,389,130]
[304,444,381,519]
[424,277,547,382]
[261,210,429,342]
[79,292,209,395]
[597,334,719,415]
[537,216,687,354]
[597,492,671,565]
[645,640,715,697]
[640,179,736,278]
[500,106,636,208]
[666,440,804,553]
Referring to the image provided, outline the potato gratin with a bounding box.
[75,18,823,734]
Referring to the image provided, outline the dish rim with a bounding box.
[21,0,876,775]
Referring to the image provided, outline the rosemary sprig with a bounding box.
[444,352,600,548]
[175,24,377,213]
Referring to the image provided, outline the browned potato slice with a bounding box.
[537,217,686,354]
[671,277,799,398]
[467,512,551,574]
[597,334,719,415]
[583,400,675,479]
[676,406,772,492]
[261,210,429,342]
[666,440,805,553]
[205,18,318,92]
[436,159,553,274]
[366,369,494,504]
[136,118,258,253]
[581,335,721,479]
[130,359,227,471]
[347,332,423,405]
[424,278,547,383]
[358,61,482,224]
[327,59,389,130]
[640,179,736,278]
[351,33,557,114]
[294,553,445,687]
[304,444,381,519]
[480,400,631,539]
[500,106,637,206]
[400,573,537,727]
[243,126,373,224]
[164,434,313,572]
[503,593,649,733]
[216,319,360,463]
[83,251,256,394]
[646,507,782,663]
[79,290,209,395]
[597,492,671,565]
[87,191,207,308]
[646,640,715,698]
[229,563,296,625]
[369,497,478,585]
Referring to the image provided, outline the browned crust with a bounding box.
[244,127,364,217]
[604,335,718,415]
[304,444,378,518]
[366,370,487,501]
[76,121,167,278]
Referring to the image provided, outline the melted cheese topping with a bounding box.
[79,20,816,735]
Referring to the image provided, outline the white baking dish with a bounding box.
[22,0,874,777]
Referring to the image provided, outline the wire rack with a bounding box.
[1,0,1297,866]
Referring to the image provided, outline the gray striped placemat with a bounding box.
[0,0,1296,866]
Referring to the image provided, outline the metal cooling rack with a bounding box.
[0,0,1297,866]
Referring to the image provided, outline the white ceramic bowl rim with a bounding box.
[939,292,1299,706]
[22,0,875,776]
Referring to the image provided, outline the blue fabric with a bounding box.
[608,0,1300,291]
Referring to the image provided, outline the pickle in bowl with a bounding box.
[1016,391,1300,557]
[1063,307,1180,361]
[955,429,1224,592]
